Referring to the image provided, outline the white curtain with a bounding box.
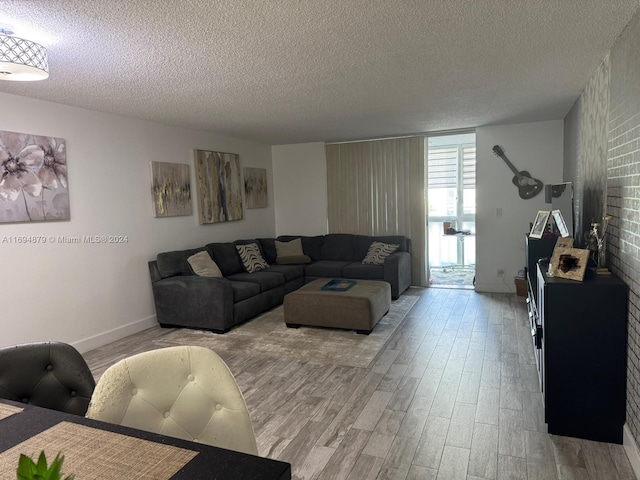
[326,136,427,286]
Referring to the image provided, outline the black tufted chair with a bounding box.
[0,341,96,416]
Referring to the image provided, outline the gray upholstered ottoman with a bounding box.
[283,279,391,334]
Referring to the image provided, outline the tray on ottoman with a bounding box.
[283,279,391,334]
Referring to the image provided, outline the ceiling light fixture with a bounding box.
[0,24,49,81]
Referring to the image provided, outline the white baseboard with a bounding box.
[72,315,157,354]
[473,282,514,293]
[624,424,640,479]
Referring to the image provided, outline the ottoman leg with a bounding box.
[286,323,301,329]
[356,329,372,335]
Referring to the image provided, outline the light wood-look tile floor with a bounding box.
[83,288,637,480]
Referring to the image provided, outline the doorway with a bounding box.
[427,132,476,288]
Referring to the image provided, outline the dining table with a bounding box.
[0,400,291,479]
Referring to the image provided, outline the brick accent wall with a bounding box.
[564,9,640,445]
[609,10,640,443]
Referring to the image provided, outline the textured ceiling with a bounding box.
[0,1,638,145]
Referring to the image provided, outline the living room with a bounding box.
[1,1,640,478]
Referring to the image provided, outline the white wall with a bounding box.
[272,142,328,236]
[475,120,564,292]
[0,92,274,352]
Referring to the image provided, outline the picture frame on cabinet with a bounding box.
[529,210,551,239]
[549,247,590,281]
[554,237,574,250]
[552,209,570,237]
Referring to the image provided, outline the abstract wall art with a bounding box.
[194,149,243,224]
[244,167,268,209]
[0,129,69,223]
[150,161,192,217]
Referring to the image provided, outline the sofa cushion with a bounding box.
[304,260,352,278]
[257,238,277,264]
[362,241,399,265]
[320,234,356,261]
[157,248,206,278]
[275,238,303,257]
[226,271,285,292]
[205,243,244,276]
[228,280,261,302]
[187,251,223,277]
[342,262,385,280]
[277,235,324,261]
[236,243,269,273]
[353,235,407,260]
[267,264,306,282]
[276,255,311,265]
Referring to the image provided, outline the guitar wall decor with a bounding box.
[492,145,543,200]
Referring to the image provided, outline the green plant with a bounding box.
[16,451,74,480]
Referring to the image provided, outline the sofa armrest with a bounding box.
[148,260,162,283]
[151,275,234,332]
[384,251,412,299]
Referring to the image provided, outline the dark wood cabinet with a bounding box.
[524,235,557,302]
[524,235,557,390]
[536,263,627,443]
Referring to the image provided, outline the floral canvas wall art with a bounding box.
[244,167,268,209]
[194,149,243,224]
[150,161,192,217]
[0,129,69,223]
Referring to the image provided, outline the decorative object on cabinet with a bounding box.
[586,215,613,274]
[193,149,243,224]
[554,237,574,250]
[0,129,69,223]
[548,247,589,281]
[551,209,569,237]
[529,210,551,239]
[535,262,626,443]
[243,167,267,209]
[547,237,574,276]
[149,161,192,217]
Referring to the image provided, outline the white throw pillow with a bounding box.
[236,243,269,273]
[275,238,304,258]
[188,251,223,277]
[362,241,399,265]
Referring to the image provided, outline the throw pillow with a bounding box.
[275,238,304,258]
[236,243,269,273]
[187,251,223,277]
[362,241,399,265]
[276,255,312,265]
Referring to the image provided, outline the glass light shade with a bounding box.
[0,34,49,81]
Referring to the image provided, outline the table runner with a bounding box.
[0,403,23,421]
[0,421,198,479]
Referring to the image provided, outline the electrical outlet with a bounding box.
[497,268,505,277]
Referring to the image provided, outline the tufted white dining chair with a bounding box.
[86,345,258,455]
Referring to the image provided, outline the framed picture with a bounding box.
[193,149,243,224]
[243,167,268,208]
[549,247,590,281]
[149,161,192,217]
[554,237,574,250]
[529,210,551,239]
[552,209,569,237]
[0,129,69,223]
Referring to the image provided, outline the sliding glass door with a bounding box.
[427,133,476,287]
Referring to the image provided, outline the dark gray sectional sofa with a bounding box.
[148,233,411,333]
